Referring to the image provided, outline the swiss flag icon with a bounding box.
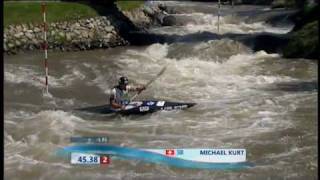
[165,149,175,156]
[100,155,110,165]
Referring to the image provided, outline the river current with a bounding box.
[4,1,317,180]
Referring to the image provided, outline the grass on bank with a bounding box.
[4,2,99,27]
[115,1,144,11]
[4,1,145,27]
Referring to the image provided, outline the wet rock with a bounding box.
[21,38,28,43]
[74,30,81,35]
[51,30,56,36]
[81,31,89,38]
[104,19,111,26]
[58,32,65,37]
[111,30,117,35]
[15,40,21,46]
[50,23,56,28]
[32,39,39,45]
[25,32,33,39]
[28,45,34,50]
[22,24,28,32]
[34,27,41,33]
[104,26,114,32]
[16,25,22,32]
[4,43,7,51]
[8,43,15,48]
[14,32,24,38]
[88,23,95,29]
[88,31,95,39]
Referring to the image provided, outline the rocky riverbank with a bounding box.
[4,17,128,54]
[3,3,166,55]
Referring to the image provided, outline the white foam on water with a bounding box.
[6,154,71,169]
[5,65,44,87]
[114,44,300,142]
[92,73,112,94]
[156,13,293,35]
[156,51,293,96]
[144,43,169,60]
[34,110,83,129]
[5,110,36,121]
[5,63,88,90]
[6,110,84,145]
[4,64,61,88]
[58,68,86,86]
[4,109,89,172]
[186,17,292,34]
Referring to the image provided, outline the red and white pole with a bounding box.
[41,3,49,94]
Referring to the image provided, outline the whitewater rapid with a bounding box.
[4,1,317,180]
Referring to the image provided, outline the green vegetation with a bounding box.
[291,4,319,31]
[282,4,319,59]
[271,0,296,8]
[283,21,318,59]
[4,1,145,27]
[115,1,144,11]
[4,2,98,27]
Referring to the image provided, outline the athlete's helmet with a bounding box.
[118,76,129,85]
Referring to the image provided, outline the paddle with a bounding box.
[130,66,167,102]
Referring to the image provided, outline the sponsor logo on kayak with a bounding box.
[156,101,165,106]
[146,101,155,105]
[163,105,188,110]
[139,106,149,112]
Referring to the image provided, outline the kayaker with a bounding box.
[109,76,146,110]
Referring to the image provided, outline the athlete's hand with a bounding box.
[138,86,146,92]
[121,105,126,110]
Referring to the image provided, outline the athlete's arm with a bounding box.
[127,85,146,92]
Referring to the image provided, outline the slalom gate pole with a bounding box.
[41,3,49,94]
[218,0,221,33]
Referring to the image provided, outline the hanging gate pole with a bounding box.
[41,3,49,94]
[218,0,221,33]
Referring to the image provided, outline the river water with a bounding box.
[4,1,318,180]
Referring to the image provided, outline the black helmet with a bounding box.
[118,76,129,85]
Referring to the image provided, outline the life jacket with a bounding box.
[110,85,129,105]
